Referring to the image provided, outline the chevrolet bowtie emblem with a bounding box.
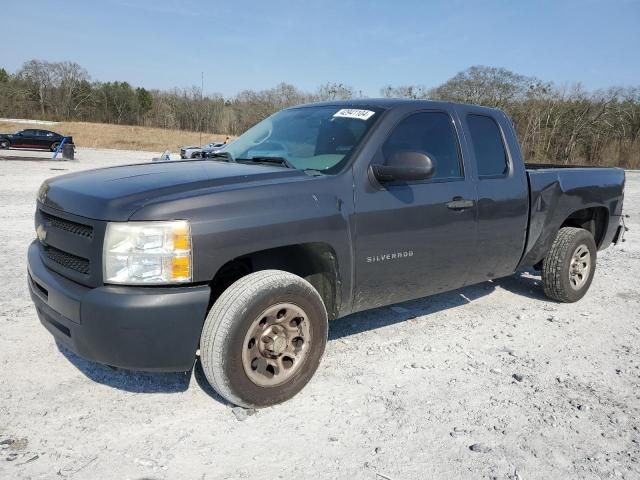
[36,224,47,243]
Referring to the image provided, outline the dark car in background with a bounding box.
[0,129,72,151]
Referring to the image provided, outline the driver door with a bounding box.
[353,110,478,311]
[17,129,37,148]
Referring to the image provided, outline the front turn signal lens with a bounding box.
[171,255,191,281]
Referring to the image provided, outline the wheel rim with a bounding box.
[0,141,8,148]
[242,302,311,387]
[569,244,591,290]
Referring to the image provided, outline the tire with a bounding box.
[200,270,328,408]
[0,139,9,149]
[190,152,201,159]
[50,142,60,152]
[542,227,597,303]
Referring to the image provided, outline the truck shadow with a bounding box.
[494,269,547,300]
[56,270,544,398]
[56,341,193,394]
[329,269,545,340]
[57,342,228,405]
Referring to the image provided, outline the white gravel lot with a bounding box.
[0,148,638,480]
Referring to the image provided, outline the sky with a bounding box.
[1,0,639,97]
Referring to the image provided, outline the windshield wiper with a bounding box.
[236,156,296,169]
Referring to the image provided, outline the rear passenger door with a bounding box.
[33,130,48,148]
[353,109,478,310]
[38,130,56,148]
[455,105,529,283]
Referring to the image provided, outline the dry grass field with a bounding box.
[0,120,229,152]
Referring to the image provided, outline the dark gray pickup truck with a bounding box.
[27,99,626,407]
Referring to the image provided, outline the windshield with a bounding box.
[220,105,382,173]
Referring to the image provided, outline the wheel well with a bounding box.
[560,207,608,247]
[209,243,340,320]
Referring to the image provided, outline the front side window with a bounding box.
[220,106,382,174]
[467,114,509,177]
[381,111,463,180]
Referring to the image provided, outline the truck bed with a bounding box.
[520,165,625,268]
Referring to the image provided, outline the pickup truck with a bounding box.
[27,99,626,408]
[180,142,226,159]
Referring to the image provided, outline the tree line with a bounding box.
[0,60,357,137]
[0,61,638,167]
[382,66,640,168]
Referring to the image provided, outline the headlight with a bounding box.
[103,220,192,285]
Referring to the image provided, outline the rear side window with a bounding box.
[382,112,462,180]
[467,114,508,177]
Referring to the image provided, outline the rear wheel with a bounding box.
[199,270,328,408]
[542,227,597,302]
[0,139,9,149]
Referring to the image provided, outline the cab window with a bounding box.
[466,114,509,177]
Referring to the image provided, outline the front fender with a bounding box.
[129,174,356,314]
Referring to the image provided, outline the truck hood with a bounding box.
[39,160,307,221]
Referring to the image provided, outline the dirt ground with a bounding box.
[0,149,638,480]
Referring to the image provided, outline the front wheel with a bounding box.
[542,227,597,302]
[199,270,328,408]
[0,139,9,149]
[50,142,60,152]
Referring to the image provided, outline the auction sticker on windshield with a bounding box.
[333,109,376,121]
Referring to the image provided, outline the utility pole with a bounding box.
[199,71,204,145]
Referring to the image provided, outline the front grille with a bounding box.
[44,246,90,275]
[42,211,93,239]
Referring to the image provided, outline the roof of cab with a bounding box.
[292,98,503,115]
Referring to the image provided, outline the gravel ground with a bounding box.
[0,149,638,480]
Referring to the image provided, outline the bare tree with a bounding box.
[17,60,54,116]
[315,82,355,101]
[52,61,91,118]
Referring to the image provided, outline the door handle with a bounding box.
[446,197,474,210]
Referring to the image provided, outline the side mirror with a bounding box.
[372,151,436,183]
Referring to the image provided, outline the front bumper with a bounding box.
[27,240,211,372]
